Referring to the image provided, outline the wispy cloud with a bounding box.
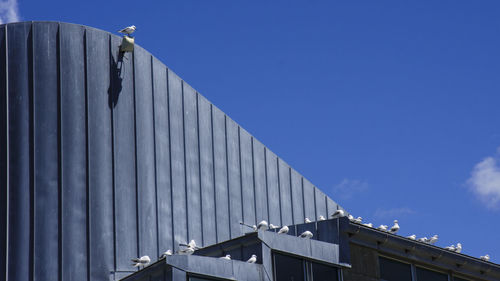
[331,178,368,200]
[0,0,20,24]
[374,207,415,219]
[467,148,500,209]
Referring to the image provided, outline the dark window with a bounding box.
[311,262,339,281]
[416,267,448,281]
[379,257,412,281]
[190,277,218,281]
[274,253,305,281]
[453,277,470,281]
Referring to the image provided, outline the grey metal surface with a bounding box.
[0,21,344,281]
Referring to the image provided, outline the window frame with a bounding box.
[272,251,342,281]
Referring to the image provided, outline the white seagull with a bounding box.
[455,243,462,253]
[353,217,363,224]
[480,254,490,262]
[444,245,456,251]
[247,254,257,263]
[427,235,438,245]
[319,215,326,221]
[389,220,400,234]
[362,223,373,228]
[178,247,195,255]
[257,220,269,230]
[406,234,416,240]
[118,25,136,35]
[220,254,231,260]
[331,209,345,218]
[299,230,313,238]
[278,225,289,234]
[377,225,388,232]
[348,214,354,221]
[417,237,428,243]
[131,255,150,268]
[160,250,173,258]
[269,223,280,230]
[304,218,312,223]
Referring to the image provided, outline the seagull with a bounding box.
[362,223,373,227]
[348,214,354,221]
[131,255,150,268]
[377,225,388,231]
[247,254,257,263]
[406,234,416,240]
[353,217,363,224]
[118,25,136,35]
[389,220,400,234]
[160,250,173,258]
[480,254,490,262]
[304,218,312,223]
[319,215,326,221]
[269,223,280,230]
[427,235,438,245]
[178,246,195,255]
[220,254,231,260]
[455,243,462,253]
[278,225,289,234]
[240,222,257,231]
[331,209,345,218]
[417,237,428,243]
[299,230,313,238]
[257,220,269,231]
[444,245,456,251]
[188,239,199,249]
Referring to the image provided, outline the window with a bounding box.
[189,277,220,281]
[274,253,305,281]
[379,257,412,281]
[416,267,447,281]
[311,262,339,281]
[453,277,470,281]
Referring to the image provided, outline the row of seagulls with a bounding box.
[410,235,438,245]
[444,243,462,253]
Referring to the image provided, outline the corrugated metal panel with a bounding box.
[0,21,345,281]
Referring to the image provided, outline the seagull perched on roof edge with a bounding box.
[406,234,416,240]
[377,225,388,232]
[480,254,490,261]
[455,243,462,253]
[319,215,326,221]
[444,245,456,251]
[331,209,345,218]
[269,223,280,230]
[427,235,438,245]
[362,222,373,228]
[304,217,312,223]
[299,230,313,239]
[257,220,269,230]
[417,237,428,243]
[353,217,363,224]
[278,225,289,234]
[118,25,136,35]
[389,220,400,234]
[247,254,257,263]
[220,254,231,260]
[160,250,173,258]
[131,255,150,268]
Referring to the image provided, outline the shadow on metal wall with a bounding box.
[108,50,124,108]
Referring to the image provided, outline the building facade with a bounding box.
[1,22,499,281]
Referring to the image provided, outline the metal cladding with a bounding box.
[0,21,345,281]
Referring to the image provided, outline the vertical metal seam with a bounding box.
[195,93,203,246]
[132,50,140,257]
[276,158,282,227]
[56,22,63,281]
[83,28,91,281]
[3,23,9,281]
[288,167,294,224]
[210,104,218,242]
[324,195,328,218]
[263,148,270,223]
[238,126,244,224]
[28,21,35,281]
[224,115,231,238]
[301,177,306,221]
[150,55,160,258]
[109,33,117,272]
[181,80,189,242]
[166,68,175,251]
[313,186,317,221]
[251,137,257,225]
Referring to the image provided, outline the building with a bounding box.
[0,22,498,281]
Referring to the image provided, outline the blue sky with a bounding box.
[6,1,500,262]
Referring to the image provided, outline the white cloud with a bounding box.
[467,151,500,209]
[0,0,20,24]
[374,207,415,219]
[331,178,368,200]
